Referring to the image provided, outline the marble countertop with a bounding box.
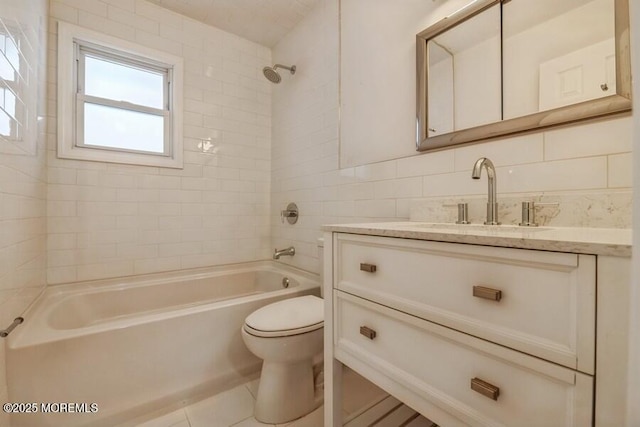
[322,222,632,257]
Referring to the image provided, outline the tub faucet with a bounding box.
[472,157,500,225]
[273,246,295,259]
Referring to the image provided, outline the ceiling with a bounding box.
[147,0,320,47]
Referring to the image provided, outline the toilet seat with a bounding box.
[244,295,323,338]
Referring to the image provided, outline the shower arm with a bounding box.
[272,64,296,74]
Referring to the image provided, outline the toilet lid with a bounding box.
[244,295,323,338]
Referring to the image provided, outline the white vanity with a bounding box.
[322,223,631,426]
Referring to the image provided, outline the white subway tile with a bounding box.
[108,5,158,34]
[47,233,76,251]
[50,2,79,23]
[48,168,76,184]
[544,116,632,160]
[322,168,355,187]
[58,0,108,17]
[76,260,134,281]
[79,11,136,40]
[134,0,182,29]
[338,182,374,201]
[354,200,396,218]
[137,175,181,189]
[500,157,608,193]
[354,161,397,182]
[117,243,157,259]
[134,257,181,275]
[454,133,544,171]
[159,25,203,48]
[103,0,135,12]
[608,153,632,188]
[374,177,422,199]
[423,171,487,197]
[135,29,182,56]
[47,266,77,285]
[322,201,354,217]
[396,150,455,178]
[48,201,77,217]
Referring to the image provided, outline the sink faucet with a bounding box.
[471,157,500,225]
[273,246,295,259]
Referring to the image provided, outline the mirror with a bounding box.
[427,4,501,136]
[503,0,617,119]
[416,0,631,151]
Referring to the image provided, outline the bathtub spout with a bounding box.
[273,246,295,259]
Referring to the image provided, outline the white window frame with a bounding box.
[57,21,183,168]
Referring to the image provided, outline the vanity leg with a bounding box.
[324,232,343,426]
[324,357,343,426]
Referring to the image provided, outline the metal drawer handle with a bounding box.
[473,285,502,302]
[360,326,377,340]
[360,263,377,273]
[471,377,500,401]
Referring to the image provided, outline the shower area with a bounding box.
[0,0,340,424]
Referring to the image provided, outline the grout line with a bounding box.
[184,407,193,427]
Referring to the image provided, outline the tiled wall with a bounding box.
[271,0,339,273]
[47,0,273,284]
[271,0,632,275]
[0,0,48,423]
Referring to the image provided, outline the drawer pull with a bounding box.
[359,326,377,340]
[471,377,500,401]
[473,285,502,302]
[360,263,377,273]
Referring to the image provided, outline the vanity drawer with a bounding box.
[334,291,593,427]
[334,233,595,373]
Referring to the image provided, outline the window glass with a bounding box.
[84,54,164,109]
[83,103,165,153]
[0,34,19,81]
[0,108,10,136]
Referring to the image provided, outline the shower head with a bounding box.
[262,64,296,84]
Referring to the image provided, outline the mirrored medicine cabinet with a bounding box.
[416,0,631,151]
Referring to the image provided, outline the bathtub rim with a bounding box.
[9,260,319,349]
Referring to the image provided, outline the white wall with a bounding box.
[340,0,472,167]
[0,0,48,424]
[47,0,273,284]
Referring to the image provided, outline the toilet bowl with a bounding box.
[242,294,324,423]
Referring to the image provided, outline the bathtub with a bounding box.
[6,261,319,427]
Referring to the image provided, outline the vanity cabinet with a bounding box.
[323,228,631,427]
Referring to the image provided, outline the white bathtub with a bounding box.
[6,261,319,427]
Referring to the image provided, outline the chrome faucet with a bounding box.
[273,246,295,259]
[471,157,500,225]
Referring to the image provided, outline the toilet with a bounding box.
[241,240,325,424]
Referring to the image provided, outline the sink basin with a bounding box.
[403,223,550,233]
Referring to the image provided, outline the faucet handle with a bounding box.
[443,202,470,224]
[455,203,470,224]
[280,202,299,224]
[519,201,559,227]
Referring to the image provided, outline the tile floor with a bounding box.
[129,368,435,427]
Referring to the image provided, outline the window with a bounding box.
[0,29,24,141]
[0,21,39,156]
[58,22,183,168]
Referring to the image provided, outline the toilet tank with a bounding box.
[317,237,324,298]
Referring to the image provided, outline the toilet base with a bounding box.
[254,359,318,424]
